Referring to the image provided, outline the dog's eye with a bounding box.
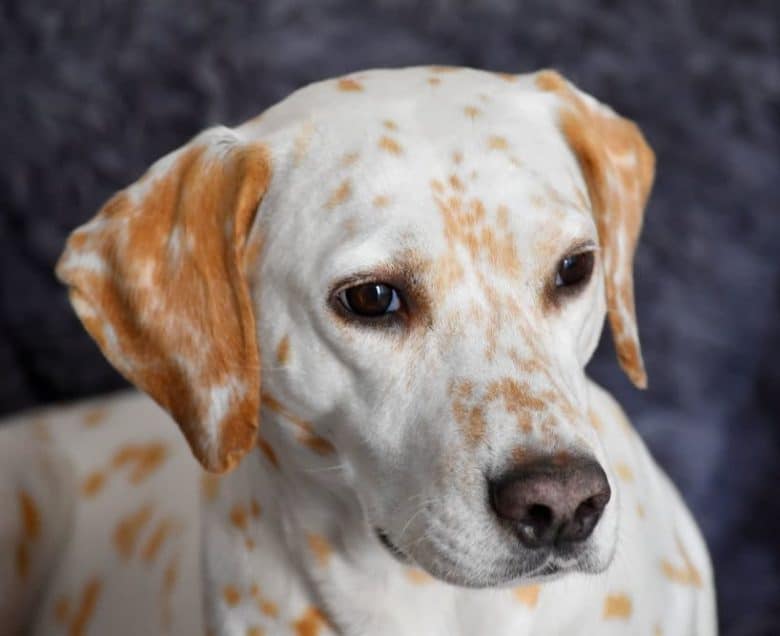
[338,283,401,317]
[555,251,595,289]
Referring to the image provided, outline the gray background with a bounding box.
[1,1,778,632]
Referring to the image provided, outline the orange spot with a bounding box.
[223,584,241,607]
[250,499,262,518]
[337,77,363,92]
[70,578,102,636]
[230,504,248,531]
[405,568,433,584]
[54,596,71,625]
[464,106,481,119]
[18,490,40,541]
[615,462,635,482]
[306,533,332,567]
[262,393,335,455]
[513,585,541,608]
[112,442,168,485]
[260,599,279,618]
[141,518,175,562]
[427,77,441,86]
[637,503,646,519]
[257,436,280,468]
[82,406,108,427]
[245,537,256,551]
[378,136,403,155]
[603,594,632,619]
[201,473,221,501]
[382,120,398,131]
[487,135,509,150]
[247,628,265,636]
[81,471,107,497]
[298,428,336,455]
[372,194,391,208]
[113,502,155,560]
[660,535,703,587]
[448,174,465,192]
[275,335,291,365]
[588,409,604,430]
[293,606,328,636]
[326,180,351,209]
[162,555,179,629]
[15,541,29,579]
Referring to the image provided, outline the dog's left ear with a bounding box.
[536,71,655,389]
[56,127,271,472]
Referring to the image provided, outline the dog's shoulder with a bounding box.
[0,392,204,635]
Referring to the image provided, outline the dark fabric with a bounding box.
[1,1,778,631]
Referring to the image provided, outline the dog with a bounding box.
[0,66,716,635]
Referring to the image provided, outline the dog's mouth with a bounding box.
[374,526,600,587]
[375,528,411,563]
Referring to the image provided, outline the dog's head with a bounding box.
[56,67,654,587]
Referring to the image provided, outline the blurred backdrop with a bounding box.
[1,0,778,632]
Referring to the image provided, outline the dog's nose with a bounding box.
[489,456,611,549]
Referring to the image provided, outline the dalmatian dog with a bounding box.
[0,66,716,635]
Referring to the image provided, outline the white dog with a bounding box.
[0,66,716,635]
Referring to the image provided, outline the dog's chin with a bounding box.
[374,528,614,588]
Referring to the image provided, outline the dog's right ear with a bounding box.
[56,127,271,473]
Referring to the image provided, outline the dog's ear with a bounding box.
[536,71,655,389]
[56,127,271,472]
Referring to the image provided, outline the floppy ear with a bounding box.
[536,70,655,389]
[56,127,271,472]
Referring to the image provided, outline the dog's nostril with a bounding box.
[527,504,553,527]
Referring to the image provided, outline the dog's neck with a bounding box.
[202,408,486,634]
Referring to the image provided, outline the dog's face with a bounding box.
[56,68,654,588]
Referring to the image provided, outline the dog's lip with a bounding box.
[375,528,411,563]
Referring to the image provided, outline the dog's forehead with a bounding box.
[248,67,595,281]
[250,67,584,191]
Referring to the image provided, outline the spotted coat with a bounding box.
[0,66,715,635]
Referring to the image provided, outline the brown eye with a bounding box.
[555,251,595,288]
[338,283,401,317]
